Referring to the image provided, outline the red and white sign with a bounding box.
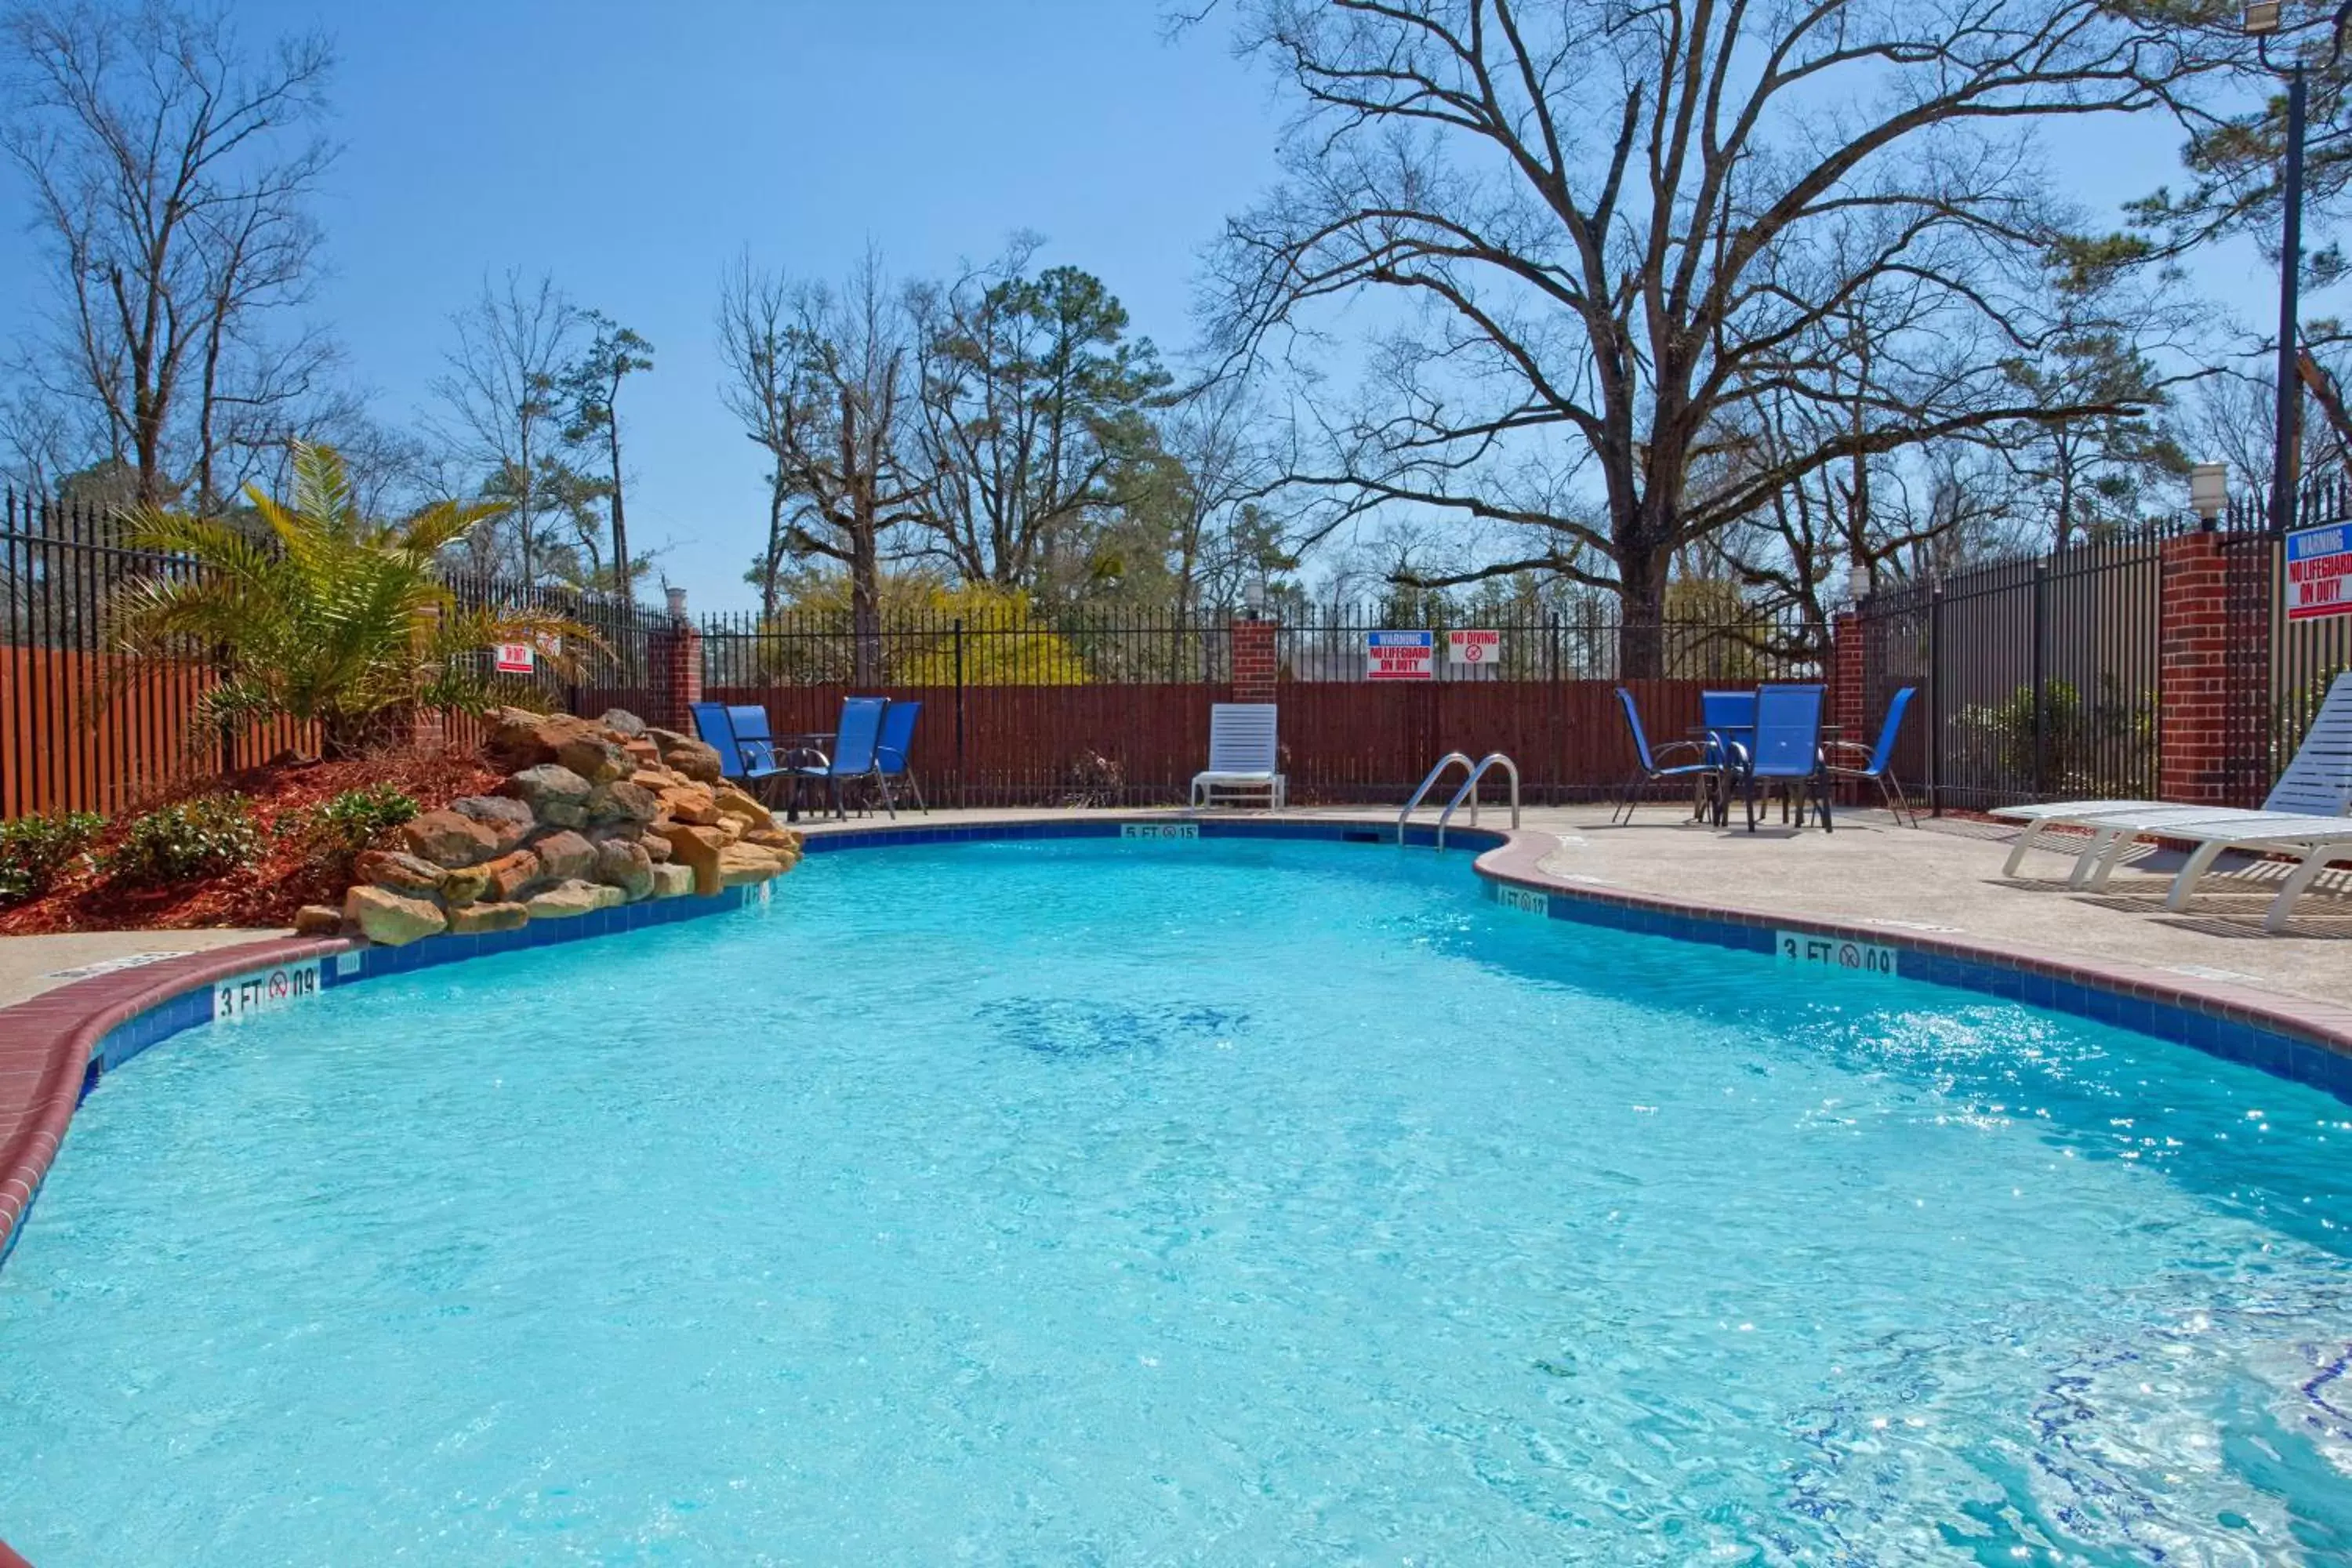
[1446,629,1501,667]
[1365,630,1435,681]
[2286,522,2352,622]
[493,641,536,673]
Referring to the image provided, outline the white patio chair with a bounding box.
[1190,703,1285,809]
[1994,670,2352,881]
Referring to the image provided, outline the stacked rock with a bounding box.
[298,707,804,946]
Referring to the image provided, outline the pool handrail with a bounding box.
[1399,752,1475,844]
[1436,753,1519,854]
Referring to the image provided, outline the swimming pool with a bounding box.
[2,835,2348,1563]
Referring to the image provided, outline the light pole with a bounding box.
[2249,0,2352,534]
[2247,2,2306,535]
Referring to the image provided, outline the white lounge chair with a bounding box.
[1995,670,2352,881]
[2126,811,2352,931]
[1190,702,1285,809]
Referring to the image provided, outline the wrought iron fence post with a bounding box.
[2031,561,2048,800]
[1928,585,1944,817]
[953,616,966,809]
[1546,611,1560,805]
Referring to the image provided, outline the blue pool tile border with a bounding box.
[1476,865,2352,1107]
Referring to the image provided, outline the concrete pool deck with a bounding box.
[0,927,291,1011]
[792,802,2352,1013]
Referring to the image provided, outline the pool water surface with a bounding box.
[2,837,2348,1564]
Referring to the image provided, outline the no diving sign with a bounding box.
[213,958,322,1022]
[1447,629,1500,667]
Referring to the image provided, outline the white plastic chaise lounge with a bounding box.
[1992,670,2352,911]
[2130,810,2352,931]
[1190,702,1286,809]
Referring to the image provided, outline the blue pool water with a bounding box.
[2,837,2349,1565]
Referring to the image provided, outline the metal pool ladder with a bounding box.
[1397,752,1520,851]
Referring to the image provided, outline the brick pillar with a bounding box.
[1830,609,1866,737]
[405,706,448,752]
[403,602,448,750]
[1828,609,1867,802]
[2158,533,2267,806]
[1232,615,1277,704]
[654,622,703,731]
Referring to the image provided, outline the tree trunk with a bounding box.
[850,524,881,688]
[606,416,630,604]
[1616,543,1671,680]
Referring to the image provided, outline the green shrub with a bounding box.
[1953,675,2155,797]
[107,795,263,887]
[302,785,421,856]
[0,812,106,904]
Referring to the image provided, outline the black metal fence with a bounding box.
[1857,533,2169,811]
[1856,478,2352,813]
[2,490,660,818]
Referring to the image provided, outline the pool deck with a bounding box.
[794,802,2352,1013]
[0,927,291,1011]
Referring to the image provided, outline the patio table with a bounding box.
[1682,724,1842,824]
[773,731,837,823]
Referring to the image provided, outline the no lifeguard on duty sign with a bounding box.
[2287,521,2352,622]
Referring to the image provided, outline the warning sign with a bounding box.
[493,642,536,673]
[1364,630,1436,681]
[1446,629,1500,667]
[2286,522,2352,622]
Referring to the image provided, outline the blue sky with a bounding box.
[0,2,2309,610]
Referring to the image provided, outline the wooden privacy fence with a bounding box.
[710,677,1719,808]
[0,644,664,820]
[2,646,323,819]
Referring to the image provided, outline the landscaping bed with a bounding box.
[0,749,503,935]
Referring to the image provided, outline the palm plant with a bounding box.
[110,441,603,759]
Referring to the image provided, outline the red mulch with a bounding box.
[0,748,504,935]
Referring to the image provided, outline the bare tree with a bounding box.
[1205,0,2233,673]
[2,0,337,512]
[716,253,798,619]
[0,385,86,502]
[1152,376,1284,614]
[430,270,582,583]
[717,250,927,682]
[559,312,653,603]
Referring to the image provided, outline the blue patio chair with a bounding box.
[782,695,891,822]
[873,698,927,814]
[1698,689,1756,823]
[1737,683,1831,833]
[724,704,803,803]
[1826,686,1919,826]
[690,702,789,795]
[1612,688,1722,826]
